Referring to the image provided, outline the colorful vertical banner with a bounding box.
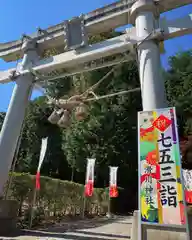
[183,169,192,204]
[109,166,118,198]
[84,158,96,197]
[36,137,48,190]
[138,107,187,225]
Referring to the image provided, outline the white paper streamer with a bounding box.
[37,137,48,172]
[109,166,118,186]
[85,158,96,183]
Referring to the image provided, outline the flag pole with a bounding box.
[108,166,111,218]
[108,188,111,218]
[82,194,86,219]
[29,186,37,229]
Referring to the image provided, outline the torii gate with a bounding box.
[0,0,191,198]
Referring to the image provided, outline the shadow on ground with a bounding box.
[74,230,131,239]
[1,216,132,239]
[17,230,131,240]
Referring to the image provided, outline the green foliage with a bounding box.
[0,112,5,129]
[15,96,71,180]
[164,50,192,168]
[165,50,192,135]
[7,172,108,227]
[63,61,141,190]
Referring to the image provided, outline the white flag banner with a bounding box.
[85,158,96,183]
[84,158,96,197]
[182,169,192,203]
[109,166,118,198]
[183,169,192,191]
[109,167,118,186]
[37,137,48,172]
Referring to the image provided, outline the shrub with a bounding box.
[5,173,108,228]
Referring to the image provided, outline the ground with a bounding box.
[1,216,132,240]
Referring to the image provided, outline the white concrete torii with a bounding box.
[0,0,191,196]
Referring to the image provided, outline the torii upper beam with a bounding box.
[0,13,191,84]
[0,0,191,62]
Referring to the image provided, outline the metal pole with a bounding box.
[82,195,86,219]
[71,167,74,182]
[173,110,190,240]
[108,191,111,218]
[131,0,167,111]
[0,39,38,196]
[29,188,37,229]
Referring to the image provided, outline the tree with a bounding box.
[165,50,192,135]
[165,50,192,168]
[63,60,142,190]
[0,112,5,130]
[16,96,71,180]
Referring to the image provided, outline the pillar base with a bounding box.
[134,209,189,240]
[131,210,139,240]
[0,200,18,235]
[106,212,113,219]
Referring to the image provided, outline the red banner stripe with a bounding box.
[85,181,94,197]
[36,171,41,190]
[109,185,118,198]
[185,190,192,204]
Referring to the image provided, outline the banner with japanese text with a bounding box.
[84,158,95,197]
[109,166,118,198]
[138,108,187,225]
[183,169,192,204]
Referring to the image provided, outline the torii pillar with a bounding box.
[0,39,39,197]
[130,0,167,111]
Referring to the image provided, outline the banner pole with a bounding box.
[82,195,86,219]
[29,187,37,229]
[173,108,190,240]
[108,189,111,218]
[137,111,142,240]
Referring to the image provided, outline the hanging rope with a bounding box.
[41,53,133,107]
[84,87,140,102]
[81,64,117,98]
[48,53,131,102]
[47,31,155,105]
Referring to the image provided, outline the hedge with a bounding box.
[5,173,109,228]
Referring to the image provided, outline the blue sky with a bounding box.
[0,0,191,112]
